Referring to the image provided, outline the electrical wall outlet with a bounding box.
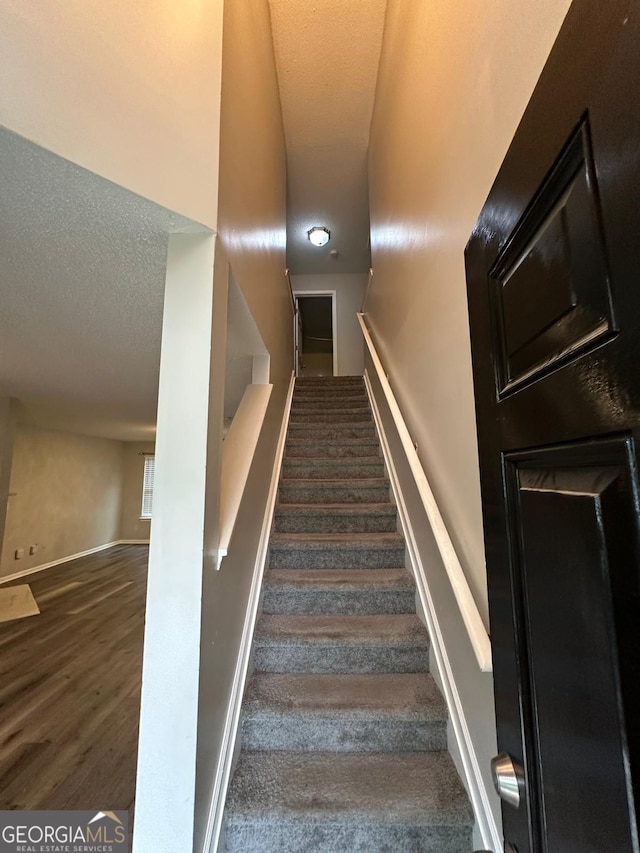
[29,545,37,556]
[14,548,24,560]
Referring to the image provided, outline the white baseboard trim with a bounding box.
[364,370,501,853]
[0,541,119,585]
[0,539,150,586]
[203,371,296,853]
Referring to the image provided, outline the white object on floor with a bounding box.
[0,583,40,623]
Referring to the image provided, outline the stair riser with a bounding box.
[285,443,380,459]
[290,412,372,424]
[286,426,376,442]
[261,587,415,615]
[241,715,447,753]
[274,512,396,534]
[224,823,471,853]
[253,643,429,674]
[279,483,389,504]
[282,461,385,480]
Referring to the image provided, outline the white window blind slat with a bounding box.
[140,456,155,519]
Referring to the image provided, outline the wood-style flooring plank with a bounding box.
[0,545,147,830]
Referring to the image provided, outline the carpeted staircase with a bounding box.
[222,376,473,852]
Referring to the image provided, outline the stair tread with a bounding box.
[283,456,382,465]
[285,436,378,444]
[270,532,403,549]
[275,503,396,515]
[244,672,446,720]
[255,614,428,645]
[274,504,398,535]
[291,404,369,411]
[291,397,366,401]
[287,423,375,431]
[281,459,384,480]
[285,448,379,457]
[290,416,372,422]
[290,411,370,418]
[226,750,472,824]
[279,480,391,507]
[292,396,368,403]
[265,568,413,589]
[279,476,389,486]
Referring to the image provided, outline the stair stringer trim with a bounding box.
[364,369,501,853]
[203,371,296,853]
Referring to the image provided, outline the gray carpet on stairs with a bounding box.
[222,376,473,852]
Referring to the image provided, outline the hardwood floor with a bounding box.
[0,545,147,825]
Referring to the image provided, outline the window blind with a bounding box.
[141,456,155,519]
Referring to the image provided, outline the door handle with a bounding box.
[490,752,525,808]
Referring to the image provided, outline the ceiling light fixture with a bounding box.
[307,226,330,247]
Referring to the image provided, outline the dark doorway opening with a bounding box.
[296,295,334,377]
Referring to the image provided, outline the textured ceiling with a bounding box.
[0,3,389,439]
[268,0,387,274]
[0,127,206,441]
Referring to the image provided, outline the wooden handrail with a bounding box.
[357,313,492,672]
[285,268,296,316]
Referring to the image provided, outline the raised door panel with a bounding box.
[490,121,615,396]
[504,438,639,852]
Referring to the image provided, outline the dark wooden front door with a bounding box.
[465,2,640,851]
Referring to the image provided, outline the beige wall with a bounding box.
[0,0,223,227]
[0,398,17,558]
[292,274,366,376]
[119,442,155,542]
[0,425,124,578]
[367,0,572,620]
[194,0,289,848]
[216,0,292,388]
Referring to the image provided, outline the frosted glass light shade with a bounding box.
[307,226,330,247]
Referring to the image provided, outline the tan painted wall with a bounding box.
[0,426,124,578]
[119,442,155,542]
[194,0,289,847]
[367,0,572,620]
[292,274,367,376]
[0,0,223,227]
[0,398,17,559]
[216,0,292,388]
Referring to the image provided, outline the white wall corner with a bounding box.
[134,233,218,853]
[252,353,271,384]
